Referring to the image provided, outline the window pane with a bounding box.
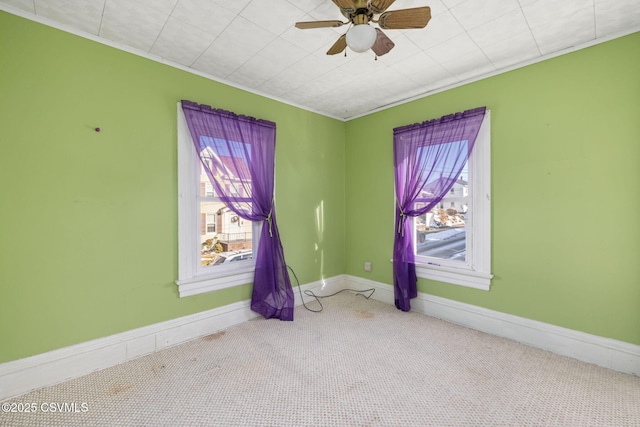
[200,201,253,267]
[415,164,469,262]
[199,139,252,200]
[416,203,468,262]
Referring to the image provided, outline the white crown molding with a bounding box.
[345,26,640,120]
[0,3,344,122]
[2,3,639,122]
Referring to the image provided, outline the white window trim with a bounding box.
[414,111,493,290]
[176,103,255,298]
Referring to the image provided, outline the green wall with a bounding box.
[1,10,638,366]
[0,12,345,363]
[345,32,640,345]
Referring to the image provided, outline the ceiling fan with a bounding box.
[295,0,431,57]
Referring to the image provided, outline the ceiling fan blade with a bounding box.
[295,20,346,29]
[378,6,432,29]
[332,0,356,13]
[371,28,395,56]
[326,34,347,55]
[369,0,396,14]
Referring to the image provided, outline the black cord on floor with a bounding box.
[287,265,375,313]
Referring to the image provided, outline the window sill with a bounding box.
[415,263,492,291]
[176,267,254,298]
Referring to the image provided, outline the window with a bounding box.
[198,158,253,268]
[413,111,492,290]
[204,182,215,197]
[205,213,216,234]
[176,104,259,297]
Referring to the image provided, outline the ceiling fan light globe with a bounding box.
[346,24,377,53]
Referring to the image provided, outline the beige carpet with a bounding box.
[2,292,639,426]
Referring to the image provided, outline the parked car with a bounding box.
[212,250,252,265]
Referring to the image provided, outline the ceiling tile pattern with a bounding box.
[2,0,639,119]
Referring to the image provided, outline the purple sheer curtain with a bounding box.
[181,100,294,321]
[393,107,486,311]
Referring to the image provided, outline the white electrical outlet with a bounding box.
[364,261,372,272]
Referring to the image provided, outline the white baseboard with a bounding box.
[0,277,325,402]
[0,300,260,402]
[2,274,638,402]
[344,275,640,376]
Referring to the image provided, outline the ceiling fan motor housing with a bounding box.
[353,10,372,25]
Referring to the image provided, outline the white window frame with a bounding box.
[175,103,258,298]
[414,111,493,290]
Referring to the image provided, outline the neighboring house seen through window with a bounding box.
[197,156,253,268]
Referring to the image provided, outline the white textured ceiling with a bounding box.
[2,0,639,119]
